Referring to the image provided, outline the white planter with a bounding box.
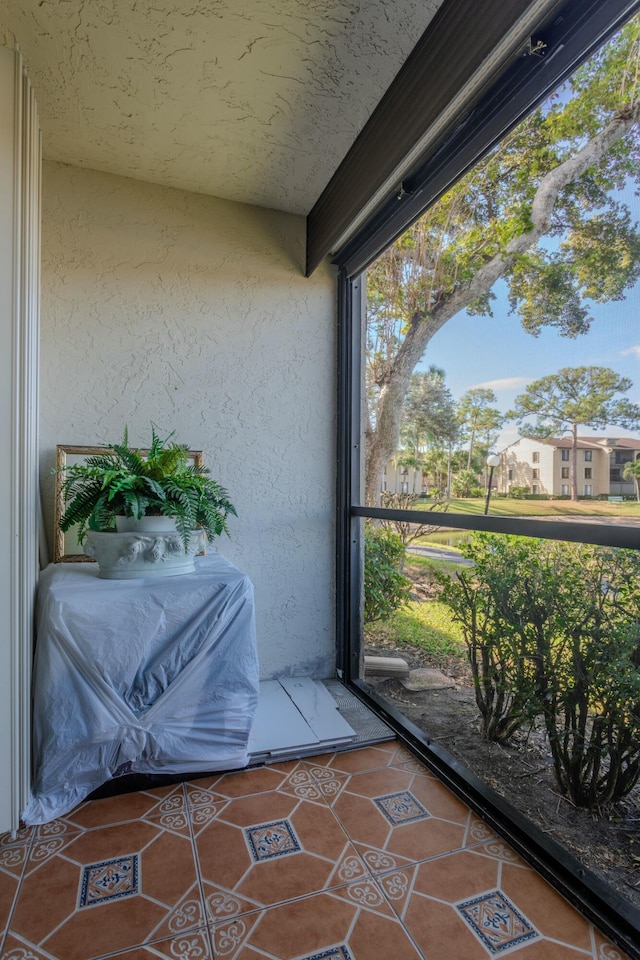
[115,515,178,534]
[84,528,205,579]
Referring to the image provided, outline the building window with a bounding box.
[561,449,570,461]
[584,450,592,461]
[532,485,538,494]
[561,484,570,496]
[508,469,514,481]
[585,484,593,496]
[561,467,570,479]
[532,452,540,463]
[584,468,592,479]
[532,469,539,480]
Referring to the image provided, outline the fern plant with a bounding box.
[58,427,236,549]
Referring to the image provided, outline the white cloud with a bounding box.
[470,376,531,392]
[621,345,640,359]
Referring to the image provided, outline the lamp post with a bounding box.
[484,453,501,515]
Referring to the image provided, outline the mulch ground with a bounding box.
[364,579,640,913]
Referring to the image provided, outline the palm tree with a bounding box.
[623,457,640,501]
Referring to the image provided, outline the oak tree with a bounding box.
[365,18,640,504]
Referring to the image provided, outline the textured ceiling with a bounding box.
[1,0,443,214]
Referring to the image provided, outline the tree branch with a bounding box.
[366,99,640,502]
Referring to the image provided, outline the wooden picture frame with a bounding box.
[53,444,205,563]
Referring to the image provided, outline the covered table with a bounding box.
[23,553,259,824]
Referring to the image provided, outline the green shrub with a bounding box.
[509,485,530,499]
[531,544,640,809]
[364,527,410,623]
[452,470,482,497]
[436,535,540,744]
[436,533,640,811]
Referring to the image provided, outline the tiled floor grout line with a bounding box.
[193,874,420,931]
[13,788,214,960]
[372,859,418,924]
[184,780,218,960]
[398,914,427,960]
[0,827,36,958]
[183,757,537,928]
[0,748,632,960]
[296,754,548,877]
[84,924,213,960]
[358,857,429,960]
[370,869,598,960]
[302,746,608,933]
[289,756,615,958]
[1,930,60,960]
[177,829,536,941]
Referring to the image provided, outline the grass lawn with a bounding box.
[413,497,640,519]
[404,554,463,577]
[365,599,466,663]
[411,530,470,550]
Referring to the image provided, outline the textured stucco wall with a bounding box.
[1,1,442,214]
[40,161,337,680]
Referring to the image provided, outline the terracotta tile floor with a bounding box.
[0,741,632,960]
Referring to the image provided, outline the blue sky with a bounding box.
[411,63,640,452]
[418,275,640,449]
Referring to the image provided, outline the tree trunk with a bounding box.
[364,103,640,505]
[466,427,475,471]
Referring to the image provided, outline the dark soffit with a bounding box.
[334,0,640,278]
[305,0,552,276]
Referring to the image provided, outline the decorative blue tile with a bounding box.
[373,791,430,826]
[244,819,301,862]
[456,889,539,953]
[79,854,139,907]
[303,948,352,960]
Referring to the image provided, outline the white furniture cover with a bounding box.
[23,553,259,824]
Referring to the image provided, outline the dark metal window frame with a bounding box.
[335,2,640,954]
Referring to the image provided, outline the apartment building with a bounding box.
[499,436,640,497]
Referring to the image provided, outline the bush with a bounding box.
[452,470,483,497]
[532,544,640,809]
[364,527,410,623]
[379,491,450,548]
[509,485,530,499]
[436,536,540,744]
[436,533,640,811]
